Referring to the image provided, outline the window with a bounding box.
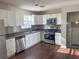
[22,15,34,28]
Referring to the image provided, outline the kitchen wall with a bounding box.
[61,3,79,48]
[61,12,67,48]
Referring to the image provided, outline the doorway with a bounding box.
[67,12,79,49]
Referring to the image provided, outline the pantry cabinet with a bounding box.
[6,38,16,58]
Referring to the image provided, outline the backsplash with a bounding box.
[32,25,44,30]
[31,25,61,30]
[5,25,61,34]
[5,26,22,34]
[5,26,32,34]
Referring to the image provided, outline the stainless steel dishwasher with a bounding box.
[15,35,26,53]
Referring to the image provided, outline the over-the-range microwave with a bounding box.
[46,18,57,25]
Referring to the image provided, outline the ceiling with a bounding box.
[0,0,79,11]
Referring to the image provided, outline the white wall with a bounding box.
[61,3,79,48]
[61,12,67,48]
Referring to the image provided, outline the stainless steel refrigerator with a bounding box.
[0,20,7,59]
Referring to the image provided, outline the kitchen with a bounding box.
[0,0,79,59]
[0,7,62,59]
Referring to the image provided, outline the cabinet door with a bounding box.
[57,14,62,25]
[6,38,16,58]
[55,33,61,45]
[8,11,16,26]
[51,14,57,18]
[43,15,47,25]
[43,14,56,25]
[0,10,17,26]
[34,15,43,25]
[16,11,24,26]
[25,32,41,49]
[30,32,40,46]
[25,34,35,49]
[6,38,15,50]
[33,32,40,44]
[25,35,30,49]
[29,34,34,47]
[0,10,8,26]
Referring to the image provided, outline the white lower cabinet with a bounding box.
[6,38,16,58]
[25,34,31,49]
[33,32,40,44]
[25,32,41,49]
[55,33,61,45]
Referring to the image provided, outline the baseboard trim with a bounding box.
[25,41,41,51]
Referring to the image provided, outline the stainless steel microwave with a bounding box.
[47,18,57,25]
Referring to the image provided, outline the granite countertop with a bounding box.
[6,29,61,40]
[33,29,61,33]
[6,31,39,39]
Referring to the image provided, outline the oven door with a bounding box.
[44,34,55,40]
[44,34,50,39]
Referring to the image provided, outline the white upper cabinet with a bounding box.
[43,15,47,25]
[34,15,43,25]
[43,14,57,25]
[0,9,24,26]
[43,13,62,25]
[50,14,56,18]
[7,10,16,26]
[0,10,8,26]
[0,10,16,26]
[8,10,24,26]
[16,11,24,26]
[56,13,62,25]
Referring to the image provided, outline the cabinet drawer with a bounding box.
[6,38,15,50]
[7,48,15,58]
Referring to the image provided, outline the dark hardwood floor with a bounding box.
[10,42,79,59]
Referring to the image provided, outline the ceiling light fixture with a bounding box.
[34,0,46,8]
[35,4,39,6]
[40,5,45,8]
[75,21,79,24]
